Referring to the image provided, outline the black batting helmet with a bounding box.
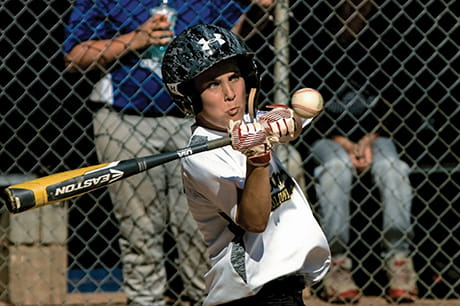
[162,24,259,116]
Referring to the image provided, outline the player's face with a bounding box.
[194,61,246,131]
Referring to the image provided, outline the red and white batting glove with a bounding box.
[228,120,271,166]
[258,104,297,144]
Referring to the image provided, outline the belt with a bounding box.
[220,274,306,305]
[259,274,306,294]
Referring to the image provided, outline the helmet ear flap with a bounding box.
[177,96,195,117]
[174,81,202,117]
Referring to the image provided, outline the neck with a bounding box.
[195,114,227,132]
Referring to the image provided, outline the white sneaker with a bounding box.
[387,253,418,303]
[322,255,361,303]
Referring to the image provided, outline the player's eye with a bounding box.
[229,72,241,82]
[207,81,219,89]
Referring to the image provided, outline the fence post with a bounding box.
[273,0,290,105]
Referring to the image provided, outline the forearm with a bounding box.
[64,31,140,72]
[235,0,273,6]
[332,135,354,153]
[236,163,271,233]
[359,133,378,146]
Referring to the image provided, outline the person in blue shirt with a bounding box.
[63,1,273,305]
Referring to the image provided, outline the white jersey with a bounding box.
[181,126,330,306]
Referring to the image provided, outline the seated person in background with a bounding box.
[309,87,418,303]
[296,0,419,303]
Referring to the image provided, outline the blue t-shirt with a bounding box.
[63,0,246,115]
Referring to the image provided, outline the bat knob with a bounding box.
[2,187,35,214]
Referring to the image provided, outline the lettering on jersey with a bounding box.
[270,166,295,211]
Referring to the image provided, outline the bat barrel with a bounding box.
[1,163,120,214]
[2,136,231,214]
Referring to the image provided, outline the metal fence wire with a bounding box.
[0,0,458,305]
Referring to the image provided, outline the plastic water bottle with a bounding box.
[145,0,177,61]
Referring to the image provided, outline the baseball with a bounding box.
[291,88,324,119]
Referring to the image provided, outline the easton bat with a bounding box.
[2,137,231,214]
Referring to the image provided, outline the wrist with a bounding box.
[129,30,148,51]
[332,135,346,145]
[247,151,271,167]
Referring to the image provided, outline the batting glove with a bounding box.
[228,120,271,167]
[258,104,297,144]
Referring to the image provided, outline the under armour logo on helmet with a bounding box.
[198,34,226,55]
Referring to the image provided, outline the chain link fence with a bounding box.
[1,0,458,304]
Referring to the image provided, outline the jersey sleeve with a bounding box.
[181,145,246,216]
[63,0,101,53]
[63,0,127,53]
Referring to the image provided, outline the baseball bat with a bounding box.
[2,137,231,214]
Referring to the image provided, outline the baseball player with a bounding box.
[162,24,330,305]
[63,1,273,304]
